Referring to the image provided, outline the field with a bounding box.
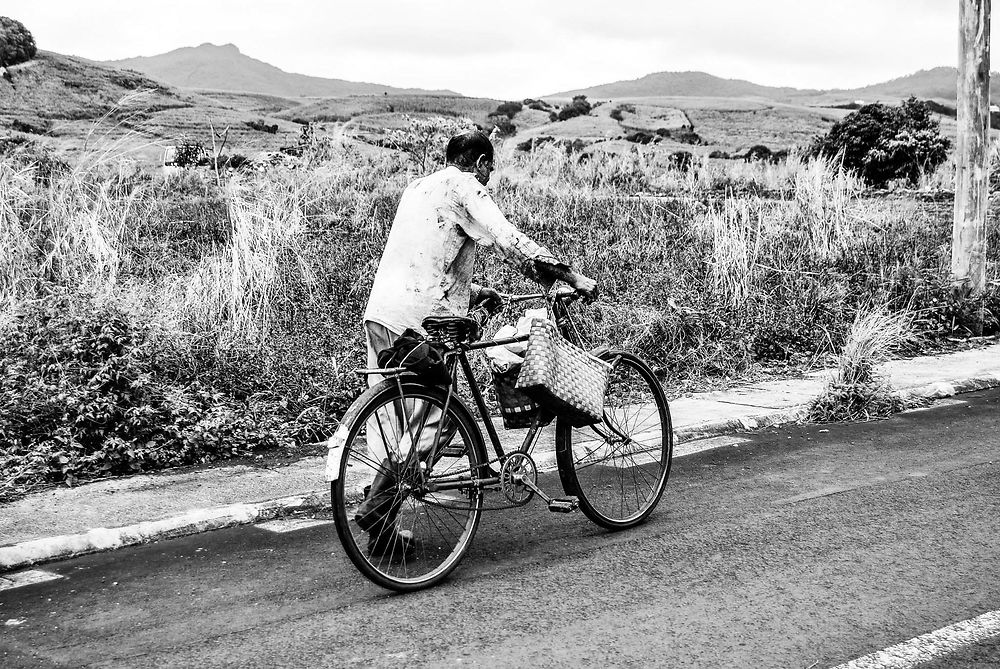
[2,53,999,500]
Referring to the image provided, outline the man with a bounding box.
[356,130,597,556]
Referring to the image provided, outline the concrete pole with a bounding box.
[952,0,991,297]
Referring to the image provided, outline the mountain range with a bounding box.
[104,43,458,98]
[550,67,1000,103]
[101,42,996,104]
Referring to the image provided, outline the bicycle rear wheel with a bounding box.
[555,351,673,530]
[331,381,486,591]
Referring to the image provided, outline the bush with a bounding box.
[0,16,36,67]
[246,119,279,134]
[744,145,773,162]
[709,150,731,159]
[494,101,523,119]
[556,95,592,122]
[172,141,208,167]
[488,115,516,137]
[11,118,50,135]
[0,293,297,497]
[625,131,655,145]
[658,127,703,145]
[524,98,551,111]
[812,97,951,188]
[669,151,695,171]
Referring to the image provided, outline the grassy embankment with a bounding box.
[1,132,998,500]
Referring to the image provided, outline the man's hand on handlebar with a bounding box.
[470,284,503,315]
[568,272,599,303]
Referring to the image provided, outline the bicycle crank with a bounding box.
[500,453,579,513]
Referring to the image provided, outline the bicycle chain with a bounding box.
[414,455,535,512]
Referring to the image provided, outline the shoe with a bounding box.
[367,528,420,560]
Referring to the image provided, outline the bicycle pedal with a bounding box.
[547,497,579,513]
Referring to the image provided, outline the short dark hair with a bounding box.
[446,130,493,168]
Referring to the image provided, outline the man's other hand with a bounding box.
[472,286,503,313]
[571,273,599,302]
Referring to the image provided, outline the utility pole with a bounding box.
[952,0,991,300]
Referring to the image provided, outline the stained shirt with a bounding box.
[363,165,554,334]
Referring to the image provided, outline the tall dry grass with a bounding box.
[808,305,914,421]
[176,173,317,345]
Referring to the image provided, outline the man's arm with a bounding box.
[458,179,598,299]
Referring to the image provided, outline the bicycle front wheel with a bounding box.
[331,381,486,591]
[555,351,673,530]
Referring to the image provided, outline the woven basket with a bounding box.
[492,364,552,429]
[515,318,610,427]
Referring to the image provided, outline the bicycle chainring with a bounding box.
[499,452,537,505]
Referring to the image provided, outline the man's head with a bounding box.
[446,130,494,186]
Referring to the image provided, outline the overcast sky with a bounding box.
[4,0,979,98]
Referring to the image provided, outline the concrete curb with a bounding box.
[3,371,998,573]
[0,491,327,572]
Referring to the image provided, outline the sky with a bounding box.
[2,0,982,99]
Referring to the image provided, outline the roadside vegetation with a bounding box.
[1,100,999,501]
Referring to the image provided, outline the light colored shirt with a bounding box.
[364,165,554,334]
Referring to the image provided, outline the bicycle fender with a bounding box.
[324,424,350,482]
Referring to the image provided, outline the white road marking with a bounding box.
[0,569,64,592]
[254,517,333,533]
[830,609,1000,668]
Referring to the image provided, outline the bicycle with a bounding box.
[326,289,674,591]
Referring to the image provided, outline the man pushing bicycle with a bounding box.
[357,130,597,557]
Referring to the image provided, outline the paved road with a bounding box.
[2,389,999,668]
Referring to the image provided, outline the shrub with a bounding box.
[744,145,773,162]
[625,131,655,145]
[11,118,50,135]
[523,98,551,111]
[489,115,516,137]
[0,293,296,497]
[709,150,730,159]
[556,95,592,121]
[246,119,279,134]
[610,108,624,122]
[172,141,208,168]
[0,16,37,67]
[812,97,951,188]
[494,101,523,119]
[658,127,703,145]
[669,151,695,171]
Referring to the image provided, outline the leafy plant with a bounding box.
[0,16,36,67]
[812,97,951,187]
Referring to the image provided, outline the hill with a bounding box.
[105,43,459,98]
[817,66,1000,103]
[0,50,311,164]
[550,67,1000,104]
[549,71,816,101]
[0,50,187,126]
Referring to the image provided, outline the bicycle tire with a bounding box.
[331,380,487,591]
[555,350,673,530]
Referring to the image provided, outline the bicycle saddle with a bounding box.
[421,315,481,346]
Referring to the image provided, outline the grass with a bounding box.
[808,306,914,422]
[2,112,999,498]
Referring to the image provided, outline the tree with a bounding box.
[812,97,951,187]
[0,17,37,68]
